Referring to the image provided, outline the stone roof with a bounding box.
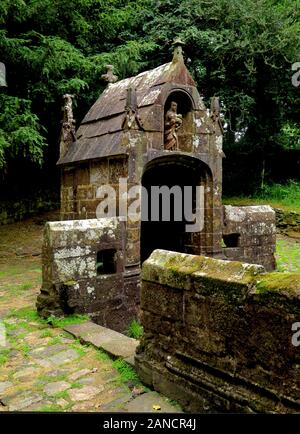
[57,59,196,166]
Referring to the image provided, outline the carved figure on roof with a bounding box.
[122,86,143,130]
[60,94,76,158]
[101,64,118,86]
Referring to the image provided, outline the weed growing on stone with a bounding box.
[112,359,139,383]
[96,349,111,362]
[127,319,143,339]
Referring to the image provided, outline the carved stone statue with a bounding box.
[0,62,7,87]
[164,101,183,151]
[210,96,220,122]
[122,86,143,130]
[60,94,76,158]
[101,64,118,86]
[210,96,223,134]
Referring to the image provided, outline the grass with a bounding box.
[19,282,33,290]
[17,343,31,357]
[47,335,62,346]
[224,180,300,213]
[276,239,300,273]
[39,372,68,383]
[53,390,70,400]
[112,359,139,383]
[96,349,111,362]
[69,339,87,357]
[0,348,10,366]
[36,404,63,412]
[70,382,83,389]
[6,309,89,330]
[8,307,41,322]
[40,329,53,338]
[46,314,89,328]
[127,319,143,339]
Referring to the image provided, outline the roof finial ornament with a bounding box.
[122,86,144,130]
[172,37,185,64]
[60,94,76,158]
[0,62,7,87]
[101,64,118,86]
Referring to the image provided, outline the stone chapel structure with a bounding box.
[37,41,276,331]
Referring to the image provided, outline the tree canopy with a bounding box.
[0,0,299,193]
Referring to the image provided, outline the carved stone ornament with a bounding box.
[0,62,7,87]
[122,86,144,130]
[101,64,118,86]
[60,94,76,158]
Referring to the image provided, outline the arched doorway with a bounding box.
[140,155,213,263]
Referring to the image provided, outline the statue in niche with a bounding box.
[164,101,182,151]
[60,94,76,158]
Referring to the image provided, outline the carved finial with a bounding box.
[210,96,224,134]
[172,37,185,64]
[101,64,118,86]
[60,94,76,158]
[122,86,144,130]
[0,62,7,87]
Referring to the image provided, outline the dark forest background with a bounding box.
[0,0,300,218]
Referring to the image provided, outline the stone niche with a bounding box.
[36,218,139,333]
[135,249,300,413]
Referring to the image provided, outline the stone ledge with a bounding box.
[63,321,138,359]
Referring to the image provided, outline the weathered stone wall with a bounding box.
[274,207,300,234]
[135,249,300,413]
[0,191,59,225]
[222,205,276,271]
[36,218,139,333]
[60,156,128,221]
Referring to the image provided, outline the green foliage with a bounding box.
[0,348,10,366]
[96,349,111,362]
[35,404,62,412]
[46,313,89,328]
[224,180,300,213]
[0,0,299,190]
[276,239,300,273]
[256,181,300,209]
[0,95,46,169]
[127,319,143,339]
[276,122,300,151]
[8,307,41,322]
[112,359,139,383]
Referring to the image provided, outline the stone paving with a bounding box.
[0,213,181,413]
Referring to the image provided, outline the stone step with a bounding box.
[121,391,182,413]
[63,321,138,359]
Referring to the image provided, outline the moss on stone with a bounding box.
[144,249,263,279]
[255,272,300,295]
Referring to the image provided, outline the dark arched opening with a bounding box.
[140,155,213,263]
